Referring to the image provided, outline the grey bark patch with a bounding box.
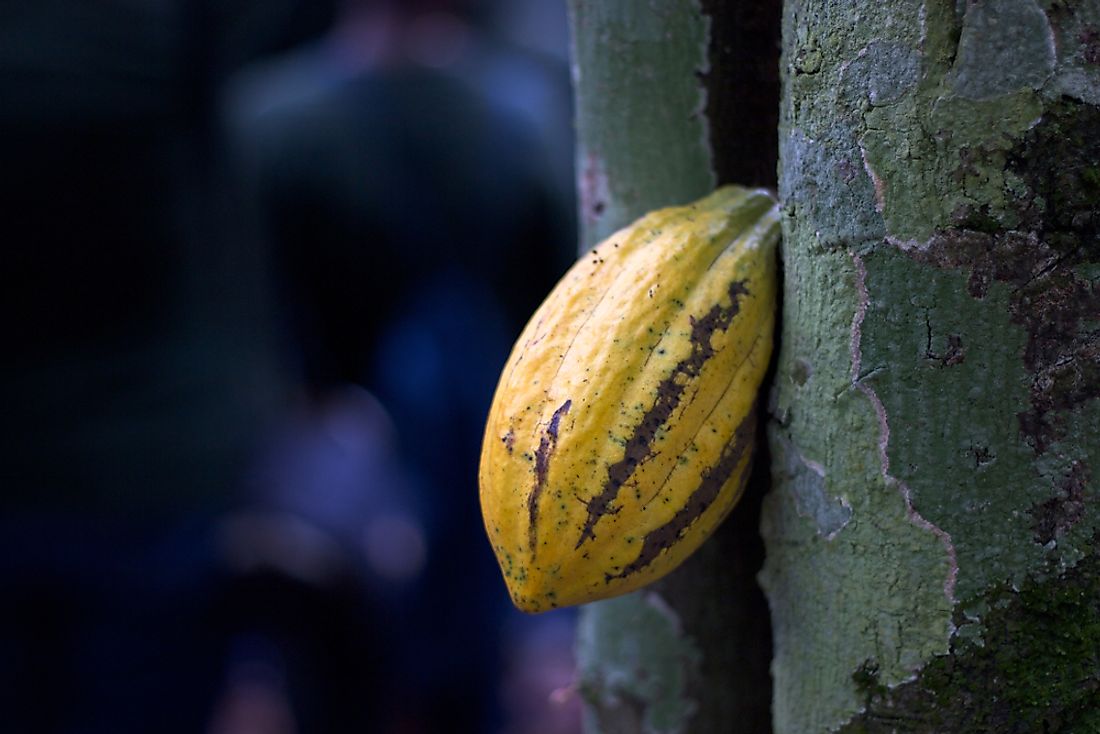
[948,0,1056,100]
[1048,2,1100,104]
[841,41,920,107]
[779,127,886,248]
[774,435,852,539]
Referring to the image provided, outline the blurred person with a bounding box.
[226,0,575,392]
[223,0,577,730]
[0,2,334,732]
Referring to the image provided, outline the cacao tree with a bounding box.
[567,1,1100,732]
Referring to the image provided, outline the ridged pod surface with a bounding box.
[480,186,779,612]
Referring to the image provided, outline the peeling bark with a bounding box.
[768,1,1100,731]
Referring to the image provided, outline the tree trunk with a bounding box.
[567,2,780,733]
[765,1,1100,732]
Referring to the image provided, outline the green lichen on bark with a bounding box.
[857,246,1043,601]
[576,594,701,734]
[770,0,1100,731]
[569,0,714,249]
[761,246,955,733]
[838,535,1100,733]
[857,0,1053,242]
[864,96,1100,598]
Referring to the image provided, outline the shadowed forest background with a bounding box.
[0,1,583,732]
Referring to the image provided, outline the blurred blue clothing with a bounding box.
[223,26,575,732]
[225,37,573,388]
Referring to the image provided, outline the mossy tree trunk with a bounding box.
[567,2,780,733]
[766,0,1100,732]
[570,1,1099,733]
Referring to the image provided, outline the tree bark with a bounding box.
[567,2,780,733]
[766,1,1100,732]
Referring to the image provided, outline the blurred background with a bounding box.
[0,0,580,732]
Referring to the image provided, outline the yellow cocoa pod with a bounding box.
[480,186,778,612]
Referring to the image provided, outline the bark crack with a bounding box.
[851,252,960,606]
